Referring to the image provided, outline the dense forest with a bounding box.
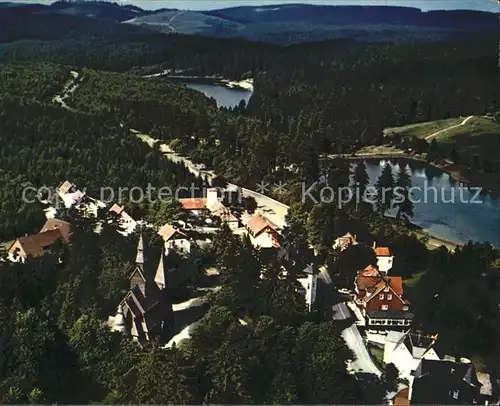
[0,65,201,240]
[0,217,377,404]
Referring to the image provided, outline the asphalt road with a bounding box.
[332,303,382,377]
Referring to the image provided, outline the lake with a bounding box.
[181,81,253,109]
[362,159,500,247]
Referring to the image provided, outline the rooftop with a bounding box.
[374,247,391,257]
[40,218,72,243]
[246,214,277,236]
[14,229,63,258]
[179,197,206,210]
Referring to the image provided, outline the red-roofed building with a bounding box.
[8,229,64,263]
[158,224,191,255]
[374,244,394,274]
[246,215,280,248]
[108,204,137,236]
[354,272,412,329]
[179,198,206,212]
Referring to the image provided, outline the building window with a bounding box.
[383,286,389,292]
[452,390,459,400]
[381,305,388,310]
[387,294,392,300]
[379,294,384,299]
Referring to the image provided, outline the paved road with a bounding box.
[332,302,382,377]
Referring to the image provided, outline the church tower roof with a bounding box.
[154,249,167,290]
[136,231,145,266]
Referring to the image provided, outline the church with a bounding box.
[109,233,174,346]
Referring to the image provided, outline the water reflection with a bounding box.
[357,159,499,246]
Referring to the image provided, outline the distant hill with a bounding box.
[0,1,497,44]
[126,3,498,44]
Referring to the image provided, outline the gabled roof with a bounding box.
[13,229,63,258]
[58,180,74,195]
[179,198,206,210]
[129,265,146,283]
[246,215,277,236]
[374,247,391,257]
[158,224,187,241]
[109,203,124,215]
[359,264,379,277]
[136,233,145,265]
[40,218,72,243]
[154,252,167,287]
[366,276,404,302]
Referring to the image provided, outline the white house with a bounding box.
[383,330,440,380]
[333,232,358,251]
[158,224,191,255]
[57,180,85,209]
[109,203,137,236]
[297,263,318,311]
[374,245,394,274]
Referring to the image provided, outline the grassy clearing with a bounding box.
[384,117,463,139]
[355,145,407,155]
[430,116,498,142]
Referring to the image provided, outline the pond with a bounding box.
[362,159,499,247]
[181,81,253,109]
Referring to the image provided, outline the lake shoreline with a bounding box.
[143,71,254,92]
[327,153,499,194]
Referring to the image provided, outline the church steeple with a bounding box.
[154,248,167,290]
[136,231,145,266]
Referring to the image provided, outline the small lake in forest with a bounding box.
[361,159,499,247]
[178,79,253,109]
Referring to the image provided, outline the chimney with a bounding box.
[206,188,219,208]
[372,241,377,249]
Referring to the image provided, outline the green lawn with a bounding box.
[383,117,464,139]
[385,115,499,169]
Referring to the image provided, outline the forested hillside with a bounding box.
[57,40,498,188]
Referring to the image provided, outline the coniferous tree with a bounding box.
[394,165,414,221]
[375,163,395,215]
[352,161,370,203]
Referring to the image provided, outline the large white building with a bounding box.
[384,330,440,380]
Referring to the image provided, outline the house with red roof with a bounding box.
[245,214,280,248]
[158,224,191,255]
[179,188,239,229]
[354,268,413,329]
[374,244,394,274]
[108,203,137,236]
[8,229,64,263]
